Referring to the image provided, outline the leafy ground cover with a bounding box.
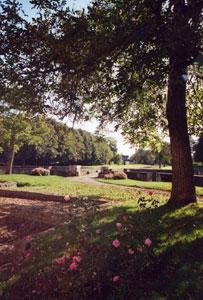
[98,178,203,196]
[0,174,202,299]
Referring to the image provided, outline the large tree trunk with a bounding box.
[6,145,15,174]
[166,64,196,206]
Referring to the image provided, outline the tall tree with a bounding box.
[0,113,50,173]
[38,0,201,206]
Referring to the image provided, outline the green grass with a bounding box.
[0,174,165,202]
[1,196,202,299]
[98,178,203,196]
[0,174,203,299]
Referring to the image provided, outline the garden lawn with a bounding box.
[98,178,203,196]
[0,190,202,299]
[0,174,166,202]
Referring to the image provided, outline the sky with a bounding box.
[19,0,135,156]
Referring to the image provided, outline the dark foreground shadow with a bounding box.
[1,196,203,300]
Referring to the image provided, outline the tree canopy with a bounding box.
[0,117,120,167]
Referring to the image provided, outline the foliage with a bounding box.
[103,173,114,180]
[130,149,157,165]
[0,113,51,173]
[8,118,119,166]
[103,170,127,180]
[113,171,127,180]
[31,167,50,176]
[0,0,47,113]
[194,133,203,163]
[130,143,171,167]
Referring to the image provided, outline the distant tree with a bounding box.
[0,113,50,173]
[129,149,156,165]
[10,118,118,166]
[194,134,203,163]
[113,153,122,165]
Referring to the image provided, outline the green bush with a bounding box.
[103,171,127,180]
[113,171,127,179]
[31,167,50,176]
[104,173,114,179]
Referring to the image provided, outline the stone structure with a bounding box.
[50,165,81,177]
[0,165,82,177]
[0,189,72,202]
[124,168,203,187]
[0,181,17,188]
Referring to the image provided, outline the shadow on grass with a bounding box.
[1,196,203,300]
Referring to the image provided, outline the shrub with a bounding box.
[31,167,50,176]
[113,171,127,180]
[104,173,114,179]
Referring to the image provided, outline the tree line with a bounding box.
[0,114,121,173]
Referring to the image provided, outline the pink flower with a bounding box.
[25,250,32,258]
[112,275,120,282]
[69,262,78,271]
[56,235,62,240]
[55,257,65,265]
[112,239,120,248]
[65,242,70,248]
[122,215,128,222]
[116,223,122,230]
[137,246,143,252]
[128,248,134,255]
[72,256,81,263]
[148,191,153,196]
[144,238,152,247]
[25,235,32,241]
[96,229,101,235]
[64,195,70,201]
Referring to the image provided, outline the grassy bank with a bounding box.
[98,178,203,196]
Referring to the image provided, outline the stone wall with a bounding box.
[124,168,203,187]
[0,189,71,202]
[0,165,82,177]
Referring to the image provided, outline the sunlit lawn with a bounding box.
[0,174,203,299]
[98,178,203,196]
[0,174,166,202]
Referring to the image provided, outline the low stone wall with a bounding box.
[124,169,203,187]
[50,165,81,177]
[0,165,82,177]
[0,189,72,202]
[81,166,101,176]
[0,181,17,188]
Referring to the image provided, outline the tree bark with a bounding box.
[6,144,15,174]
[166,63,196,206]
